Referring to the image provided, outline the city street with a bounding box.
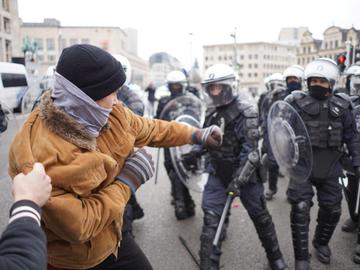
[0,114,358,270]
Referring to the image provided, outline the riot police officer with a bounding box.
[261,66,304,200]
[341,65,360,263]
[284,58,360,269]
[155,70,196,220]
[199,64,288,270]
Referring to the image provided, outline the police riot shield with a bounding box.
[0,103,19,179]
[353,105,360,133]
[160,94,207,192]
[267,101,313,183]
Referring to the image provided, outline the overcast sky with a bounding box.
[18,0,360,69]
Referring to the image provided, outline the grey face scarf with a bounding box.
[52,72,112,138]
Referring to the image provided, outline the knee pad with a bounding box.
[291,201,311,223]
[203,210,220,228]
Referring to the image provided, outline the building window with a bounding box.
[240,55,244,60]
[254,63,258,68]
[335,40,339,48]
[37,55,44,62]
[218,56,222,60]
[205,56,208,61]
[81,38,90,44]
[48,55,56,62]
[5,39,11,61]
[3,17,11,33]
[307,47,311,53]
[248,73,252,78]
[254,54,258,59]
[69,38,78,46]
[248,63,252,68]
[60,38,66,51]
[224,55,227,60]
[0,38,3,61]
[249,54,252,60]
[254,73,258,77]
[46,38,55,51]
[303,47,306,54]
[2,0,10,11]
[34,38,43,51]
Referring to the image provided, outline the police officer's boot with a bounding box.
[343,174,358,232]
[291,201,311,270]
[174,201,188,220]
[251,210,289,270]
[354,244,360,264]
[129,194,144,220]
[352,226,360,263]
[265,168,278,201]
[312,204,341,264]
[169,170,190,220]
[199,211,224,270]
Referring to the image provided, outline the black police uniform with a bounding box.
[285,90,360,265]
[155,91,195,220]
[200,97,287,270]
[260,86,290,198]
[342,94,360,263]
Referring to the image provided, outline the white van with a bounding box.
[0,62,29,112]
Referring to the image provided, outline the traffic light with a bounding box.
[337,52,347,72]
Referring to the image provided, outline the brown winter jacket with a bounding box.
[8,92,195,269]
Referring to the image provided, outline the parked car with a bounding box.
[0,62,29,112]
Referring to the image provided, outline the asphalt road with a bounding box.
[0,114,358,270]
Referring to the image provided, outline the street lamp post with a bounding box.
[230,27,238,71]
[189,32,193,70]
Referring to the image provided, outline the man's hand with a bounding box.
[192,125,223,148]
[117,148,155,192]
[12,163,52,207]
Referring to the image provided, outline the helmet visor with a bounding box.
[204,83,235,107]
[350,76,360,96]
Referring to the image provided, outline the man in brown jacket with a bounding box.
[8,44,222,270]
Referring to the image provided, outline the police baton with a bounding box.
[355,179,360,215]
[213,193,234,247]
[154,148,161,184]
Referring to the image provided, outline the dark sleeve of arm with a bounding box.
[0,200,47,270]
[155,98,166,119]
[343,109,360,167]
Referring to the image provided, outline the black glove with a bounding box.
[117,149,155,192]
[226,179,241,197]
[192,125,223,148]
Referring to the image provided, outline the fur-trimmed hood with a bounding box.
[39,91,96,151]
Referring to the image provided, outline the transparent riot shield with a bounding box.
[160,94,207,192]
[0,103,19,179]
[353,105,360,133]
[267,100,313,183]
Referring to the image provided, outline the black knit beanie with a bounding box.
[56,44,126,101]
